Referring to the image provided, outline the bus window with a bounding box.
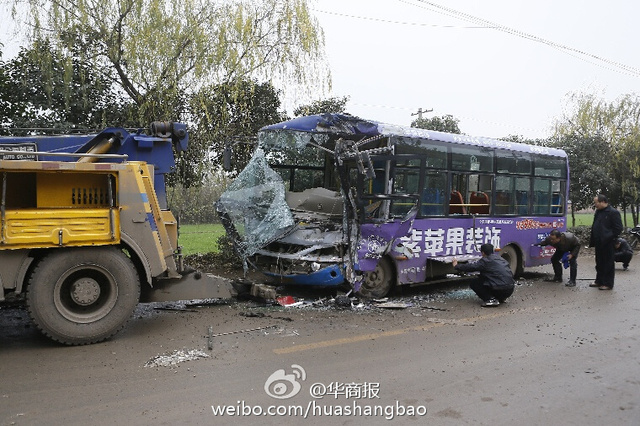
[451,146,493,172]
[535,156,567,178]
[533,179,551,215]
[515,177,530,215]
[450,174,468,214]
[395,138,447,169]
[495,176,530,215]
[551,180,565,214]
[467,174,492,214]
[421,173,446,216]
[496,151,532,174]
[292,168,326,191]
[391,166,419,217]
[495,176,514,215]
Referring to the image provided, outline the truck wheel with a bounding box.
[27,247,140,345]
[358,257,394,299]
[501,245,523,278]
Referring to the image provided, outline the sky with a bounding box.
[1,1,638,140]
[308,0,640,139]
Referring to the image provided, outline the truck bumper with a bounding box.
[141,271,234,302]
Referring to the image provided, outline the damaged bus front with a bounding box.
[216,114,569,298]
[216,114,415,297]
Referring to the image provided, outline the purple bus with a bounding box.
[217,114,568,297]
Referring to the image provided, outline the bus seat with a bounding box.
[469,191,489,214]
[421,188,443,215]
[495,191,511,215]
[449,190,466,214]
[516,191,528,215]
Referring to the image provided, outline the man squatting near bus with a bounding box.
[452,243,515,307]
[614,238,633,271]
[537,229,581,287]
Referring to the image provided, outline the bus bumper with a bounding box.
[263,264,345,286]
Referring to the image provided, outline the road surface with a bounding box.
[1,254,639,425]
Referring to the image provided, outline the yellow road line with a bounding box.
[273,307,537,354]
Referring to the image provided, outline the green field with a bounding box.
[568,212,635,228]
[178,223,226,255]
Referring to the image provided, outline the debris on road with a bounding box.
[144,349,210,368]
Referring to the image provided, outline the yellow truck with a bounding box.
[0,123,230,345]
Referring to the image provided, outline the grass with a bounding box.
[568,212,636,228]
[178,223,226,255]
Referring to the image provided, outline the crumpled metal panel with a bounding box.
[215,148,294,257]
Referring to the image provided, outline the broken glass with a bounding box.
[215,148,294,258]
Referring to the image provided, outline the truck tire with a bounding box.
[358,257,395,299]
[26,247,140,345]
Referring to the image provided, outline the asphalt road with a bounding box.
[1,254,639,425]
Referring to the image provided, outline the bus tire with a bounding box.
[26,247,140,345]
[358,257,395,299]
[501,245,523,279]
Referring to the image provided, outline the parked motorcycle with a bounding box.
[629,225,640,249]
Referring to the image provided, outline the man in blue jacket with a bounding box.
[589,194,623,290]
[452,243,515,307]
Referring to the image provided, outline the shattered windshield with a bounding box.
[215,148,294,258]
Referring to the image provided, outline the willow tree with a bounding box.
[14,0,329,124]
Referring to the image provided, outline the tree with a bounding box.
[553,92,640,226]
[293,96,349,116]
[177,79,285,185]
[411,114,461,134]
[15,0,329,126]
[0,39,135,134]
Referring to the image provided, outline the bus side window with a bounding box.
[516,191,529,215]
[421,173,446,216]
[495,190,512,214]
[421,188,444,216]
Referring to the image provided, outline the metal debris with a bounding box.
[374,302,411,309]
[206,325,277,338]
[144,349,210,368]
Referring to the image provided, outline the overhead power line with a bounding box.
[405,0,640,78]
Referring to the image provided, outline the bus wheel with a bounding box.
[501,245,523,278]
[358,257,394,299]
[26,247,140,345]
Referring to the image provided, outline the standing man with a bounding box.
[538,229,581,286]
[589,194,623,290]
[452,243,515,307]
[614,237,633,271]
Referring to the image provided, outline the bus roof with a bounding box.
[260,113,567,158]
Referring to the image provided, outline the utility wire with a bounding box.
[312,9,487,29]
[405,0,640,78]
[315,1,640,78]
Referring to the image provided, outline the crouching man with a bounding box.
[614,238,633,271]
[452,243,515,307]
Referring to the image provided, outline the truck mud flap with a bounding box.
[141,272,234,302]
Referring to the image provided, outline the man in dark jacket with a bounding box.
[537,229,581,286]
[452,243,515,307]
[589,194,623,290]
[614,238,633,271]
